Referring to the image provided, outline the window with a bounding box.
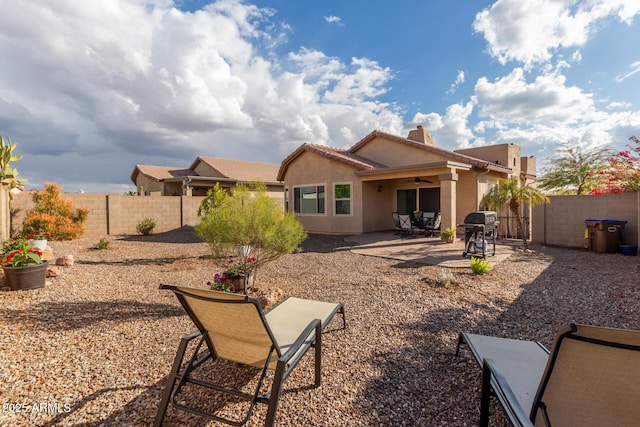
[293,185,325,214]
[334,183,351,215]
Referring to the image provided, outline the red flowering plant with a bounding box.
[207,257,256,292]
[1,238,43,267]
[30,231,50,240]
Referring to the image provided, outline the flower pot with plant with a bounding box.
[440,227,456,244]
[29,231,50,251]
[1,238,47,290]
[208,257,256,293]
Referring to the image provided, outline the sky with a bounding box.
[0,0,639,193]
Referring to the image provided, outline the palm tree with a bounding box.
[480,178,549,249]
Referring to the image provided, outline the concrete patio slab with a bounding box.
[344,232,516,268]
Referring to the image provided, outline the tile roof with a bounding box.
[350,130,511,173]
[277,143,386,181]
[132,165,195,182]
[193,157,281,183]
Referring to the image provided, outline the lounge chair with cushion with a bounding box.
[154,285,346,427]
[456,324,640,427]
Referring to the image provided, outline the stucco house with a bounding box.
[277,126,536,235]
[131,157,283,198]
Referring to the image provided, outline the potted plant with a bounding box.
[28,230,50,251]
[1,238,47,290]
[440,227,456,244]
[208,257,256,293]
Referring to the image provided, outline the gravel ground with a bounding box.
[1,228,638,427]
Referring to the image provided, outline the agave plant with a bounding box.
[0,135,27,197]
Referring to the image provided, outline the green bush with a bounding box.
[94,238,109,250]
[195,182,307,276]
[470,256,492,274]
[136,218,156,235]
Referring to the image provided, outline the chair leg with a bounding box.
[314,322,322,386]
[264,362,286,427]
[480,360,492,427]
[454,332,466,357]
[154,333,195,427]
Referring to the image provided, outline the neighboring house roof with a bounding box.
[130,165,195,183]
[277,130,512,181]
[131,157,282,187]
[190,157,281,184]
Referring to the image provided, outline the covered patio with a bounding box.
[345,232,517,268]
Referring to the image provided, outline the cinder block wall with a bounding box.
[11,192,208,238]
[532,192,639,248]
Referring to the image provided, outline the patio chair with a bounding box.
[423,212,441,236]
[455,324,640,427]
[392,212,402,234]
[154,284,346,427]
[398,214,416,236]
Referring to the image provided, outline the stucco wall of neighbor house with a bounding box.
[283,150,364,234]
[136,175,163,195]
[532,192,639,248]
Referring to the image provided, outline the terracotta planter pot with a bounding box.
[3,261,48,291]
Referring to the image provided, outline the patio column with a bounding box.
[439,172,458,233]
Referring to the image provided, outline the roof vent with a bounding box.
[407,125,434,145]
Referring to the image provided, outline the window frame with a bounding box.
[293,184,326,215]
[333,182,352,216]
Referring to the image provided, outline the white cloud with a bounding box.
[473,0,640,67]
[474,67,596,125]
[0,0,403,191]
[615,61,640,82]
[447,70,465,95]
[411,102,475,149]
[324,15,343,25]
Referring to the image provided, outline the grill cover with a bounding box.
[463,211,497,226]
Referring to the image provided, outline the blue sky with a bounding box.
[0,0,639,192]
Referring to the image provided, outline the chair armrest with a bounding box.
[279,319,321,363]
[482,358,535,427]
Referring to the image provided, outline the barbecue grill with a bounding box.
[458,211,499,258]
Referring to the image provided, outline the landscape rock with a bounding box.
[55,254,74,267]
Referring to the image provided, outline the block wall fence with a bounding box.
[10,193,207,238]
[531,192,639,248]
[6,190,640,250]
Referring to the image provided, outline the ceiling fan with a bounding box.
[412,177,433,184]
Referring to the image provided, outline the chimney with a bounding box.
[407,125,434,145]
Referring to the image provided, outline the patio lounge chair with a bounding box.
[154,284,346,427]
[455,324,640,427]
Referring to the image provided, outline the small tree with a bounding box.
[537,142,608,195]
[480,178,549,249]
[22,182,90,240]
[195,182,307,282]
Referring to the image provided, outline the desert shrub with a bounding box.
[196,182,306,274]
[94,238,109,250]
[436,268,454,287]
[21,182,89,240]
[470,256,492,274]
[136,218,156,235]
